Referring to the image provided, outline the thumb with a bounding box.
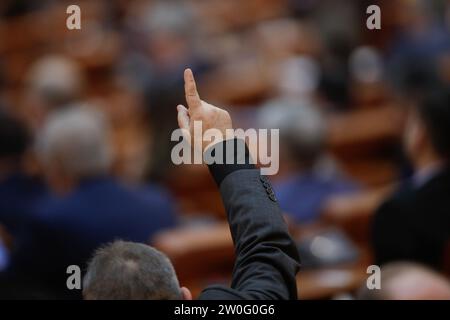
[177,104,190,130]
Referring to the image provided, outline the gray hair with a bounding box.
[26,55,84,108]
[37,105,112,178]
[83,241,181,300]
[258,98,326,165]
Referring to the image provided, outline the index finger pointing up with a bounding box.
[184,68,201,110]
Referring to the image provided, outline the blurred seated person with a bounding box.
[6,105,176,298]
[387,0,450,92]
[23,55,85,131]
[0,111,46,248]
[372,88,450,271]
[0,111,48,297]
[258,99,359,223]
[118,1,211,181]
[358,262,450,300]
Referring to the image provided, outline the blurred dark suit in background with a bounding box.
[373,167,450,270]
[372,89,450,272]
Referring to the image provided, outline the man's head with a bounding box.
[358,262,450,300]
[83,241,191,300]
[404,89,450,169]
[36,105,112,194]
[258,98,326,171]
[25,55,85,130]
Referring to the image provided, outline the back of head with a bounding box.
[258,98,326,168]
[26,55,85,110]
[83,241,181,300]
[358,262,450,300]
[37,105,112,180]
[0,111,30,163]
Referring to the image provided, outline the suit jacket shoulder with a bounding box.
[372,168,450,269]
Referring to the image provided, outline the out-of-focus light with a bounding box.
[310,235,340,259]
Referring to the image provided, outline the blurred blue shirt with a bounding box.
[274,171,359,223]
[7,176,177,296]
[0,172,47,274]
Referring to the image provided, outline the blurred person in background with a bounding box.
[23,55,86,132]
[118,0,211,181]
[387,0,450,93]
[0,0,448,300]
[358,262,450,300]
[274,56,322,105]
[0,111,48,297]
[372,87,450,271]
[4,105,176,298]
[0,112,47,263]
[258,99,359,223]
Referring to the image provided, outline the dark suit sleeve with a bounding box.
[199,139,300,300]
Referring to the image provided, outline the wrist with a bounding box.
[206,138,255,186]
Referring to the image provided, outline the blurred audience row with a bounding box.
[0,0,449,299]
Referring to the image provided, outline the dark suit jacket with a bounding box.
[199,139,301,300]
[372,168,450,271]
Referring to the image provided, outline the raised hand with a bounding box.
[177,68,233,152]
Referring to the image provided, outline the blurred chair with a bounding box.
[297,265,368,300]
[320,185,394,244]
[328,105,404,158]
[327,105,404,187]
[294,224,372,300]
[153,223,234,298]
